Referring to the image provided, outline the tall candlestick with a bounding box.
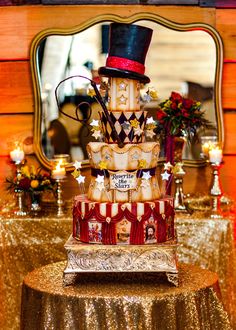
[52,160,66,217]
[210,163,223,218]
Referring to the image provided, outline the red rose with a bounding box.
[156,110,167,123]
[170,101,178,110]
[18,177,31,190]
[181,109,189,118]
[170,92,182,103]
[182,98,193,110]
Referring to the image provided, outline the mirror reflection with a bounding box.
[37,20,217,164]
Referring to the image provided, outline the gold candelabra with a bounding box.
[55,179,65,217]
[173,162,188,212]
[10,146,28,217]
[210,163,223,218]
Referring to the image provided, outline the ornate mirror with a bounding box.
[30,13,223,170]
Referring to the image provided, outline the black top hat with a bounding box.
[98,23,153,84]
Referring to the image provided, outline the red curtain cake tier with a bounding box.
[73,196,175,245]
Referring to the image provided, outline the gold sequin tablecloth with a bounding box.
[0,215,71,330]
[176,213,236,327]
[0,213,235,329]
[21,261,231,330]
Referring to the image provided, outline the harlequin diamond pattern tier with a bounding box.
[100,110,147,143]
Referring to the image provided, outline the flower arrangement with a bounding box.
[156,91,213,139]
[6,165,56,193]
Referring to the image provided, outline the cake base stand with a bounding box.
[63,236,179,286]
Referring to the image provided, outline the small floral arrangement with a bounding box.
[6,165,56,193]
[156,91,213,139]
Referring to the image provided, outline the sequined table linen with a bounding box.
[0,216,71,330]
[176,214,236,327]
[0,213,235,329]
[21,262,231,330]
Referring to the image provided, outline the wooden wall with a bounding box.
[0,4,236,200]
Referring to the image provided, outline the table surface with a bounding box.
[21,261,231,330]
[0,212,235,329]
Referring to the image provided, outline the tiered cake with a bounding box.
[64,23,178,285]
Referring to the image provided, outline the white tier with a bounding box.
[87,142,160,171]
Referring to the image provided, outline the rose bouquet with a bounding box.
[156,91,214,140]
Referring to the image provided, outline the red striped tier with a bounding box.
[73,195,175,245]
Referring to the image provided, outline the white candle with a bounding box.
[52,161,66,180]
[10,147,24,164]
[209,148,223,164]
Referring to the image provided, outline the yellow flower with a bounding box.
[98,161,107,170]
[30,165,36,176]
[31,180,39,189]
[165,100,172,108]
[138,159,147,169]
[130,118,140,129]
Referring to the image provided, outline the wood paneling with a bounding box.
[223,112,236,154]
[0,6,215,60]
[0,114,33,155]
[222,62,236,109]
[0,61,33,114]
[216,9,236,59]
[0,4,236,200]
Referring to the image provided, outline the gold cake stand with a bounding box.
[63,236,179,286]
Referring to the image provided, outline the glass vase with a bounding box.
[30,191,42,214]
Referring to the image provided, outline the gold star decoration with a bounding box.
[71,169,81,179]
[87,88,96,97]
[148,87,158,100]
[98,160,107,170]
[130,118,140,129]
[117,94,127,105]
[138,159,147,168]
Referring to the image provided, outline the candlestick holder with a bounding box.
[173,162,187,212]
[13,162,28,216]
[55,178,65,217]
[14,189,28,216]
[210,162,223,218]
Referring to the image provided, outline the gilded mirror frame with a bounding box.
[30,12,224,170]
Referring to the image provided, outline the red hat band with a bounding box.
[106,56,145,75]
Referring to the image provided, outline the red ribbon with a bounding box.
[106,56,145,75]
